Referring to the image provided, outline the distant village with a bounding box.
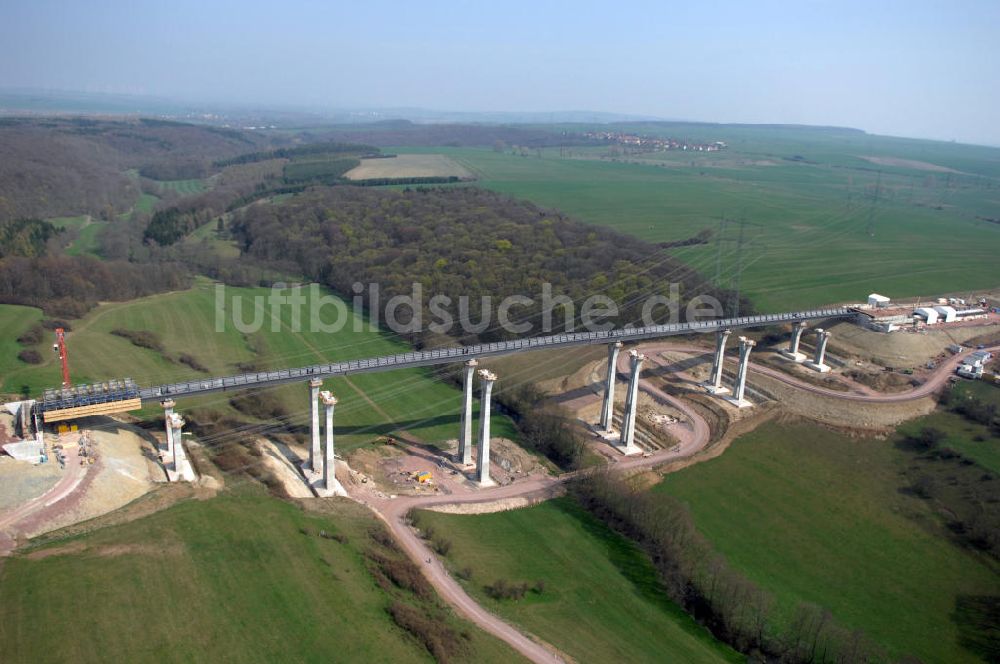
[584,131,728,152]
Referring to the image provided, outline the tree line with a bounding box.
[212,141,378,168]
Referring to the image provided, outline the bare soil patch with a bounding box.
[828,321,999,368]
[344,154,472,180]
[860,155,961,173]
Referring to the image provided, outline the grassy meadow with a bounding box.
[0,280,517,451]
[654,420,1000,663]
[394,129,1000,311]
[413,498,739,664]
[154,178,208,195]
[0,488,520,664]
[49,214,107,257]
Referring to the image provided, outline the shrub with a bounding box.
[177,352,209,372]
[485,578,529,601]
[364,549,432,601]
[110,328,164,352]
[387,602,463,663]
[40,318,71,331]
[17,349,42,364]
[16,324,43,345]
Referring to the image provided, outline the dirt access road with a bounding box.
[0,446,93,556]
[347,341,998,663]
[350,346,725,663]
[639,342,998,404]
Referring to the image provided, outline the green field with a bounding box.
[49,215,107,257]
[655,420,1000,662]
[394,133,1000,311]
[155,178,208,195]
[0,488,520,663]
[900,380,1000,473]
[0,281,516,451]
[284,156,360,184]
[134,192,159,214]
[413,498,739,663]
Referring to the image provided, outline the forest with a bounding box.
[230,186,732,345]
[0,118,276,221]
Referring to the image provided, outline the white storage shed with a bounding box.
[914,307,939,324]
[933,305,958,323]
[867,293,891,308]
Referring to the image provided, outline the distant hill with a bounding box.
[0,117,276,221]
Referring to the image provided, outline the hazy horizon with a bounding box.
[2,0,998,145]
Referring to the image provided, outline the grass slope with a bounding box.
[655,420,1000,662]
[0,489,519,663]
[49,215,107,257]
[155,178,208,195]
[394,142,1000,311]
[0,281,516,451]
[414,498,739,664]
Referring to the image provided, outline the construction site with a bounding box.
[2,292,997,558]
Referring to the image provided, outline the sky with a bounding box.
[1,0,998,145]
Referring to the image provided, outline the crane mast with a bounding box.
[54,327,70,388]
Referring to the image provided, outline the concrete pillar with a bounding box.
[169,413,187,474]
[599,342,623,432]
[320,391,338,491]
[781,322,807,362]
[729,337,756,406]
[806,329,832,372]
[458,359,478,465]
[161,399,175,460]
[476,369,497,486]
[706,329,731,394]
[789,322,805,355]
[618,350,645,454]
[308,378,323,474]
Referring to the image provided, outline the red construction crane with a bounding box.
[53,328,71,388]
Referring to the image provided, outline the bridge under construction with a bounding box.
[36,307,852,417]
[22,306,854,492]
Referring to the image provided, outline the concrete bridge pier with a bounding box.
[458,359,478,465]
[704,329,732,394]
[725,337,755,408]
[168,412,196,482]
[305,378,323,478]
[805,329,832,373]
[320,391,345,497]
[161,399,175,461]
[476,369,497,487]
[618,350,645,455]
[599,342,623,433]
[780,321,807,362]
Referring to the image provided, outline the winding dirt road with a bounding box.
[349,341,996,663]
